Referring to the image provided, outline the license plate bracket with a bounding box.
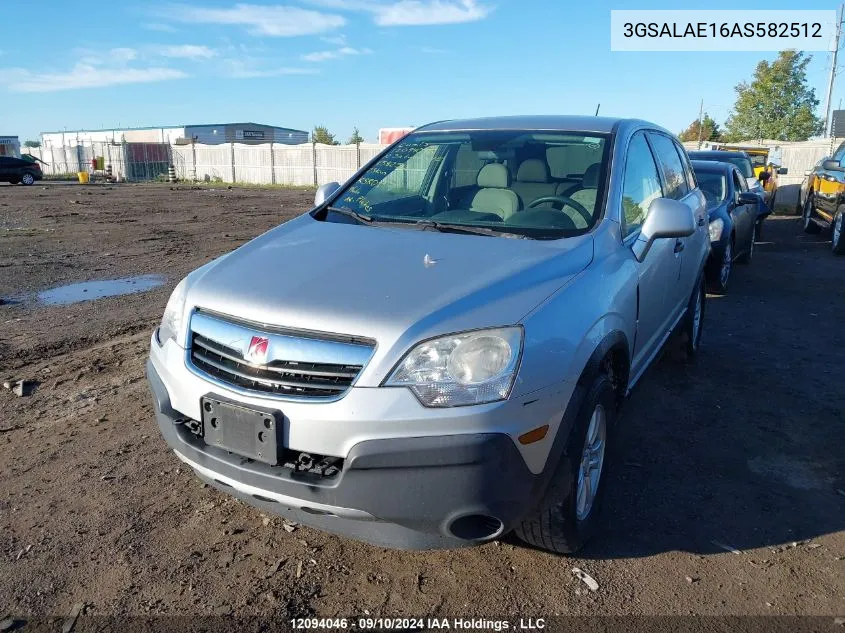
[201,396,280,465]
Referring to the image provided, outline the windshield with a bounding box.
[325,130,610,239]
[722,156,755,178]
[696,172,727,206]
[747,153,768,168]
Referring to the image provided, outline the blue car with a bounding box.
[691,160,760,294]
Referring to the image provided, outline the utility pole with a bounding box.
[823,4,844,137]
[696,98,705,149]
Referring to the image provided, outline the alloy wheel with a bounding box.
[720,241,732,287]
[576,404,606,521]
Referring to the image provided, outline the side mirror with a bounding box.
[632,198,696,262]
[314,181,340,207]
[738,192,758,206]
[822,159,843,172]
[758,171,771,183]
[804,169,813,176]
[777,167,788,175]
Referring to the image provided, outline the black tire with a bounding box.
[737,222,755,264]
[802,196,821,234]
[20,173,35,186]
[706,239,732,295]
[514,373,616,554]
[832,208,845,255]
[683,275,706,358]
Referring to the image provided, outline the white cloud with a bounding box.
[222,59,319,78]
[302,46,372,62]
[170,3,345,36]
[110,47,139,63]
[307,0,490,26]
[1,63,188,93]
[156,44,217,59]
[320,34,347,45]
[142,22,178,32]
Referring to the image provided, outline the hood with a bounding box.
[185,215,593,380]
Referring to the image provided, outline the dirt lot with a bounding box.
[1,182,843,620]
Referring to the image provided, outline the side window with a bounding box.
[621,132,664,237]
[733,170,747,193]
[674,142,697,191]
[833,142,845,163]
[648,133,689,200]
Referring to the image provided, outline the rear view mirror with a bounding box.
[738,192,758,206]
[632,198,696,262]
[822,159,843,172]
[777,167,788,175]
[314,181,340,207]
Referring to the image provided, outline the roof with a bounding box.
[688,149,751,159]
[690,159,736,173]
[41,122,307,134]
[417,115,656,134]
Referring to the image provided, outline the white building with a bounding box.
[41,122,309,148]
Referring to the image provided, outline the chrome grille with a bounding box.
[187,311,373,400]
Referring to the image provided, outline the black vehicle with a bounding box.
[688,150,770,236]
[0,156,43,185]
[801,142,845,255]
[691,160,759,294]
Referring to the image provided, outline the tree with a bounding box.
[723,51,823,142]
[679,114,721,143]
[348,127,364,144]
[23,140,41,148]
[311,125,338,145]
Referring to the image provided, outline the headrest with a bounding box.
[516,159,549,183]
[582,162,601,188]
[477,163,510,189]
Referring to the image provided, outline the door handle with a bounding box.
[674,239,685,254]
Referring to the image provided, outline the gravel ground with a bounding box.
[0,182,843,620]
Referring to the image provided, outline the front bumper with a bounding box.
[147,357,559,550]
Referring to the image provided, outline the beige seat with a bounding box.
[558,162,600,227]
[470,163,519,220]
[511,159,558,209]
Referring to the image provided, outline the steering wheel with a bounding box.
[527,195,592,226]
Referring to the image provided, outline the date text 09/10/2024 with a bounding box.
[290,618,548,631]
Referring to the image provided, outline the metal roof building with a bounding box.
[41,123,309,147]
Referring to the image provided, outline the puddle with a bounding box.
[34,275,166,306]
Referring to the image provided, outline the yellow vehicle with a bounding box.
[710,145,787,207]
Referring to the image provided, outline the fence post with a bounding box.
[312,141,318,186]
[191,138,197,182]
[356,140,361,169]
[269,141,276,185]
[231,141,236,183]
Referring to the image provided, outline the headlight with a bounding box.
[709,217,724,242]
[385,327,523,407]
[157,278,188,346]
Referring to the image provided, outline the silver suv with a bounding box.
[147,116,709,553]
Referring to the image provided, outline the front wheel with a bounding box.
[683,276,705,358]
[832,209,845,255]
[803,197,821,234]
[514,374,616,554]
[737,223,755,264]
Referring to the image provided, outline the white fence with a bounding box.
[24,141,387,187]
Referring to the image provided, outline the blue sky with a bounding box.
[0,0,841,143]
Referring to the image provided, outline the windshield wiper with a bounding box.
[325,206,375,225]
[412,219,530,239]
